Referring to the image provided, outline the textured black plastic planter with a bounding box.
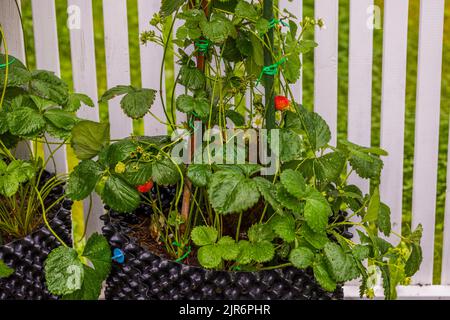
[102,211,344,300]
[0,174,73,300]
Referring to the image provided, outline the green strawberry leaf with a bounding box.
[187,164,212,187]
[217,236,239,260]
[289,247,315,269]
[270,214,296,242]
[304,190,331,233]
[44,247,84,296]
[208,169,260,214]
[71,120,110,160]
[191,226,218,246]
[101,175,141,213]
[197,245,222,269]
[66,160,104,201]
[81,233,111,280]
[280,169,308,199]
[313,255,336,292]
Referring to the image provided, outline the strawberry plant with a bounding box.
[0,24,111,300]
[66,0,423,299]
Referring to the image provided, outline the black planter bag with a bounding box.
[0,175,73,300]
[102,211,343,300]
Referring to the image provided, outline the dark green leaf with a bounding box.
[377,203,391,237]
[235,0,258,20]
[44,247,84,296]
[313,255,336,292]
[405,243,422,277]
[44,109,79,129]
[280,169,308,199]
[289,247,314,269]
[299,223,329,249]
[82,233,111,280]
[270,214,296,242]
[66,160,104,201]
[254,177,283,213]
[248,223,275,243]
[65,93,95,112]
[179,65,206,90]
[30,70,69,104]
[151,157,181,185]
[101,175,141,213]
[304,190,331,233]
[187,164,212,187]
[208,169,260,214]
[71,121,110,160]
[226,110,246,126]
[7,107,46,137]
[160,0,185,17]
[120,88,157,119]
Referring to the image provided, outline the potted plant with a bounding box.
[66,0,423,300]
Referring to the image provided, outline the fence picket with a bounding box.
[103,0,133,139]
[347,0,373,194]
[0,0,29,159]
[314,0,338,146]
[138,0,167,136]
[31,0,68,174]
[68,0,103,236]
[279,0,302,104]
[411,0,445,285]
[379,0,409,243]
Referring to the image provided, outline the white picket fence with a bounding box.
[1,0,449,299]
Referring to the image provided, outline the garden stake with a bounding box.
[263,0,276,129]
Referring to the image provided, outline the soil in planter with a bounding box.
[0,171,73,300]
[102,186,344,300]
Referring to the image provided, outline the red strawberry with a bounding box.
[137,180,154,193]
[274,95,290,111]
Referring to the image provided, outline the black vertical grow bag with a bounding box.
[102,211,344,300]
[0,173,73,300]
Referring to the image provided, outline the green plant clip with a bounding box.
[268,18,290,29]
[256,57,287,86]
[172,241,192,263]
[188,111,201,131]
[195,39,211,55]
[0,57,15,69]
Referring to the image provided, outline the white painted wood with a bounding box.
[31,0,68,174]
[103,0,133,139]
[347,0,373,194]
[138,0,167,136]
[0,0,25,63]
[0,0,29,159]
[344,285,450,300]
[314,0,338,146]
[379,0,409,244]
[279,0,302,104]
[443,187,450,284]
[68,0,99,121]
[68,0,103,236]
[411,0,445,285]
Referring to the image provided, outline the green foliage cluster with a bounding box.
[0,51,111,300]
[62,0,424,299]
